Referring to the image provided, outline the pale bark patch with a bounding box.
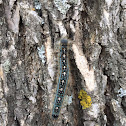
[45,37,55,81]
[72,44,97,92]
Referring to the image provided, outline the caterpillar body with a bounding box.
[52,39,69,119]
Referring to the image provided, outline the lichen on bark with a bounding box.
[0,0,126,126]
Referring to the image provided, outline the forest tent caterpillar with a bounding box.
[52,39,69,119]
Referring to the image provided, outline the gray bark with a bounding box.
[0,0,126,126]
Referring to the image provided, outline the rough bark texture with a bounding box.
[0,0,126,126]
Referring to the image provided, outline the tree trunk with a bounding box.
[0,0,126,126]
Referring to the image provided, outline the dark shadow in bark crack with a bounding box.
[104,103,115,126]
[121,96,126,115]
[69,50,84,126]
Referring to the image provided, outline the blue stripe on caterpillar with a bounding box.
[52,39,69,119]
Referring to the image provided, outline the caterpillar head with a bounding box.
[61,39,68,44]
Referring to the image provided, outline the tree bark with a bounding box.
[0,0,126,126]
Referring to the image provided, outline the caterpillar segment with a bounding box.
[52,39,69,119]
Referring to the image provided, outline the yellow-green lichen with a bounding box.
[78,89,92,109]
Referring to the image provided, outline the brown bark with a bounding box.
[0,0,126,126]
